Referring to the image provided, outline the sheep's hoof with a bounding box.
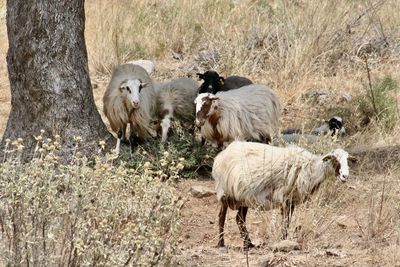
[161,140,170,149]
[121,138,130,145]
[201,138,206,146]
[117,128,124,139]
[129,136,140,151]
[216,240,225,248]
[243,241,255,251]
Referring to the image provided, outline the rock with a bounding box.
[339,93,352,102]
[257,252,275,267]
[218,246,228,253]
[189,185,216,198]
[196,49,220,68]
[172,51,183,61]
[335,215,350,228]
[270,240,300,252]
[326,248,346,258]
[303,88,331,104]
[303,88,330,99]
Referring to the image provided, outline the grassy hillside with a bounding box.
[1,0,400,266]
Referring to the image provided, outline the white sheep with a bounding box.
[194,84,281,148]
[103,63,157,146]
[154,77,199,143]
[127,59,155,76]
[212,141,352,249]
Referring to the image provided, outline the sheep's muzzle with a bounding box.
[132,102,139,108]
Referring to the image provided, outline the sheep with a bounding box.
[212,141,352,249]
[197,70,253,94]
[194,84,281,148]
[154,77,199,143]
[127,59,155,76]
[276,116,345,146]
[273,133,320,145]
[103,63,157,146]
[282,116,345,136]
[311,116,345,136]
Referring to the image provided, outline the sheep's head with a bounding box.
[194,93,219,127]
[197,70,225,94]
[322,148,352,182]
[119,79,147,109]
[328,116,345,136]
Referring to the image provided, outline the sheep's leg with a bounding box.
[115,128,124,155]
[160,113,172,144]
[217,142,224,150]
[236,207,254,250]
[129,134,143,152]
[217,202,228,247]
[117,128,124,140]
[120,125,129,144]
[281,203,295,240]
[264,134,272,144]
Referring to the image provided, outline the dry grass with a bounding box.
[1,0,400,265]
[178,169,400,266]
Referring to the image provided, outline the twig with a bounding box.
[331,0,386,46]
[349,0,386,29]
[364,56,378,117]
[378,171,388,224]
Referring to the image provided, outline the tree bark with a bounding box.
[1,0,112,161]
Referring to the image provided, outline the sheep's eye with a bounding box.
[139,84,143,92]
[126,86,131,93]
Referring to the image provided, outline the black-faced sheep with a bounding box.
[212,141,352,249]
[276,116,345,145]
[194,85,281,148]
[311,116,345,136]
[197,70,253,94]
[154,77,199,143]
[103,64,157,146]
[282,116,345,136]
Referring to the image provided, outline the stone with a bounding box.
[339,93,352,102]
[218,246,228,253]
[326,248,346,258]
[335,215,350,228]
[189,185,216,198]
[270,240,301,252]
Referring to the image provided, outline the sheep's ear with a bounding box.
[322,154,336,162]
[218,77,225,85]
[141,82,148,88]
[197,73,204,80]
[119,81,128,92]
[322,154,341,173]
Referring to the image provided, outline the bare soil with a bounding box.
[177,179,400,267]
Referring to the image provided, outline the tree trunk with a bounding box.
[1,0,112,161]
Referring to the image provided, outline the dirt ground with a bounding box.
[177,179,400,267]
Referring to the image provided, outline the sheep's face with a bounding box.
[119,79,147,109]
[197,71,225,94]
[194,93,219,127]
[323,148,350,182]
[328,116,345,136]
